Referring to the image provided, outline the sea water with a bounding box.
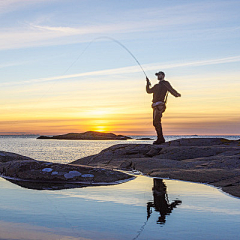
[0,135,239,164]
[0,135,240,240]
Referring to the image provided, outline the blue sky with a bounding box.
[0,0,240,135]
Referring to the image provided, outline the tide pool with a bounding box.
[0,175,239,240]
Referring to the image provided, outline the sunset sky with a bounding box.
[0,0,240,135]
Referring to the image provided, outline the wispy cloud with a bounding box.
[0,61,27,69]
[0,0,54,14]
[1,55,240,87]
[145,56,240,71]
[1,1,238,50]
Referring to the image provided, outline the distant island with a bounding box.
[136,137,154,140]
[37,131,132,140]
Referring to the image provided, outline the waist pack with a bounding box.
[152,101,166,114]
[151,101,165,108]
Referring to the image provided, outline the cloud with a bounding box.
[0,61,27,69]
[145,55,240,70]
[1,55,240,87]
[0,0,54,14]
[1,1,238,50]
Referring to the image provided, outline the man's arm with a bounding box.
[146,77,154,93]
[164,81,181,97]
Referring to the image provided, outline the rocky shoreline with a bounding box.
[0,151,133,190]
[0,137,239,197]
[72,138,240,198]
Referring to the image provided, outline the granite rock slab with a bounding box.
[0,153,133,188]
[72,138,240,198]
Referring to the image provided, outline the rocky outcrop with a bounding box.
[0,151,35,162]
[37,131,132,140]
[0,152,134,190]
[136,137,154,140]
[71,138,240,198]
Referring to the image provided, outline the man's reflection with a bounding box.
[147,178,182,224]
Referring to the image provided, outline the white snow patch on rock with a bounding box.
[42,168,53,172]
[81,174,94,178]
[64,171,82,179]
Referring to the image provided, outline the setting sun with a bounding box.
[92,126,108,132]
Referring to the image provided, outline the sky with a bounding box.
[0,0,240,135]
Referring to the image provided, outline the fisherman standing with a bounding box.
[146,71,181,144]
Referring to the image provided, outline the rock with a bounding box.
[5,179,93,190]
[37,131,132,140]
[71,138,240,198]
[0,151,35,163]
[145,146,162,157]
[0,157,134,189]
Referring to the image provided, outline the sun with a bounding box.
[91,126,108,133]
[86,109,113,133]
[96,126,107,132]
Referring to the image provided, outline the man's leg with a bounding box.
[153,106,165,144]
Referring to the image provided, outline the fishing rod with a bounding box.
[64,36,148,78]
[29,36,149,111]
[100,36,148,78]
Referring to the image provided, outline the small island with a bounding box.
[37,131,132,140]
[136,137,154,140]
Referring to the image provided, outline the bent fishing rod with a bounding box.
[30,36,150,110]
[63,36,148,79]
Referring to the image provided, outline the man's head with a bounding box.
[155,71,165,81]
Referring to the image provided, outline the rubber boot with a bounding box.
[153,127,165,145]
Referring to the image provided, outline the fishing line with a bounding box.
[31,36,148,110]
[43,192,80,238]
[62,36,148,77]
[93,36,148,78]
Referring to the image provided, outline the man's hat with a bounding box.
[155,71,165,76]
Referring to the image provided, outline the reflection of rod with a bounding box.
[132,219,149,240]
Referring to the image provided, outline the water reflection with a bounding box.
[1,176,239,240]
[147,178,182,224]
[6,178,89,190]
[133,178,182,240]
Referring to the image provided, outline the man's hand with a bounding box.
[146,77,151,86]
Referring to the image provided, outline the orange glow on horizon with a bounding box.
[90,126,108,133]
[1,73,240,136]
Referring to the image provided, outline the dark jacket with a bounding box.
[146,80,180,103]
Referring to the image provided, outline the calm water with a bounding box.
[0,135,240,240]
[1,176,240,240]
[0,135,239,164]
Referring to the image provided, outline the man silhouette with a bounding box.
[146,71,181,144]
